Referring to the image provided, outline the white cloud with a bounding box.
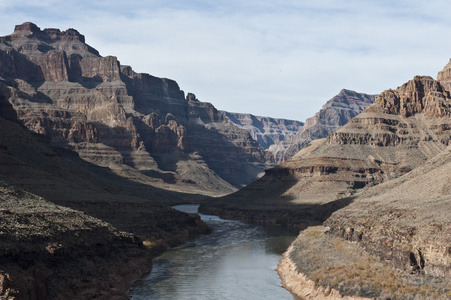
[1,0,451,120]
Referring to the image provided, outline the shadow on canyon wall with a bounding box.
[0,115,210,238]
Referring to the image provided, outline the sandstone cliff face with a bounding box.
[0,22,273,193]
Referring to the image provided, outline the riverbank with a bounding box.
[277,226,451,300]
[0,183,210,299]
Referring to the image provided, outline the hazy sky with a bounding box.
[1,0,451,121]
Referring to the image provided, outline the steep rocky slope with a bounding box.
[201,75,450,227]
[318,59,451,280]
[0,181,153,299]
[0,22,273,192]
[325,144,451,277]
[272,89,376,162]
[202,64,451,299]
[0,115,205,238]
[277,146,451,299]
[222,90,376,163]
[0,114,210,298]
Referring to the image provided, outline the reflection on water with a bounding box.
[131,205,299,300]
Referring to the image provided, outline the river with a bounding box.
[130,204,300,300]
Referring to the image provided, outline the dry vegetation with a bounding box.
[289,226,451,300]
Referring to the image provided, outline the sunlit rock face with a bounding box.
[203,70,451,280]
[216,74,451,208]
[271,89,376,162]
[222,89,376,164]
[0,22,276,193]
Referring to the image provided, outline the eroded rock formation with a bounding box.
[201,72,451,284]
[0,22,274,194]
[221,90,376,163]
[0,114,211,299]
[272,89,376,162]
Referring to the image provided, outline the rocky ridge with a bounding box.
[0,181,153,299]
[222,90,376,163]
[0,22,274,193]
[201,70,451,295]
[271,89,376,162]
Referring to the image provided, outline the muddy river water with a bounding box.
[130,204,299,299]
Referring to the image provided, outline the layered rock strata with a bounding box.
[201,74,451,288]
[0,112,209,298]
[0,22,274,194]
[202,75,450,215]
[220,111,304,152]
[325,145,451,278]
[271,89,376,162]
[222,90,376,163]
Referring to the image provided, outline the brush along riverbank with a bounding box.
[277,226,451,300]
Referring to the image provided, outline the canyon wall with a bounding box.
[201,74,451,284]
[223,90,376,163]
[0,22,274,195]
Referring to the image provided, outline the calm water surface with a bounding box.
[131,204,299,300]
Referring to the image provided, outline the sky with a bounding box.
[1,0,451,121]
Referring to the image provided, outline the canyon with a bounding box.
[0,22,275,195]
[202,70,451,298]
[222,89,376,163]
[1,21,450,300]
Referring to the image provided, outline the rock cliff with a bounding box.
[325,145,451,278]
[0,22,274,194]
[0,114,210,298]
[272,89,376,162]
[203,76,450,215]
[202,65,451,298]
[221,90,376,164]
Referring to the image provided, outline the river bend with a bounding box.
[131,205,299,300]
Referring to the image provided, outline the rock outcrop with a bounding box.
[202,75,450,216]
[221,90,376,164]
[0,181,153,299]
[325,144,451,278]
[0,114,211,298]
[278,226,450,299]
[0,22,274,194]
[272,89,376,162]
[202,65,451,298]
